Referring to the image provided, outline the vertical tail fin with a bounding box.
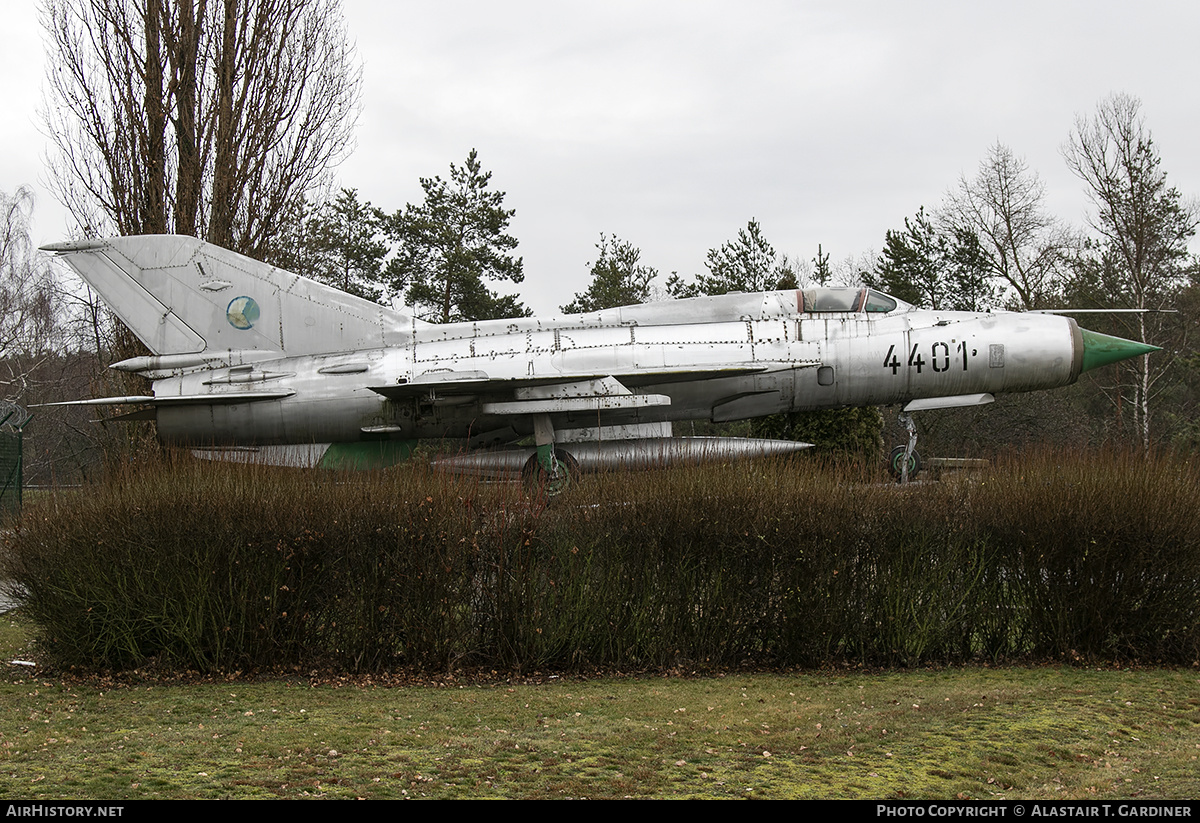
[42,235,415,358]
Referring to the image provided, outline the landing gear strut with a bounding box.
[523,413,579,495]
[888,411,921,483]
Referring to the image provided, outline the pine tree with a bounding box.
[695,219,794,295]
[385,149,528,322]
[868,208,995,311]
[306,189,388,303]
[561,234,657,313]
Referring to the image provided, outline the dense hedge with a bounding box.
[4,451,1199,672]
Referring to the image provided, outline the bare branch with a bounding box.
[1062,94,1198,451]
[0,187,65,401]
[942,142,1070,310]
[40,0,361,257]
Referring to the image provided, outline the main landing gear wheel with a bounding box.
[888,445,922,481]
[521,449,580,496]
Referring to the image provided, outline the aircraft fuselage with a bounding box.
[151,295,1084,447]
[41,236,1152,471]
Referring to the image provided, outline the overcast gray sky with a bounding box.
[4,0,1200,314]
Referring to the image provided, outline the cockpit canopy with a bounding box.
[800,287,904,314]
[585,286,909,328]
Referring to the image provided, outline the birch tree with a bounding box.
[1062,93,1197,451]
[0,187,63,401]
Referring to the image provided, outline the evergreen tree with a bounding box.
[695,219,795,294]
[667,219,798,298]
[669,220,882,455]
[812,244,832,286]
[385,149,528,322]
[561,234,658,313]
[751,405,884,458]
[266,196,319,280]
[306,189,388,304]
[868,208,995,311]
[267,189,388,304]
[869,210,935,307]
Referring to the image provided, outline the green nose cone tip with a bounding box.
[1079,328,1161,374]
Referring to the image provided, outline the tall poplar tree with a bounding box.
[41,0,361,259]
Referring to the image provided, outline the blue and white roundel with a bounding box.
[226,296,260,330]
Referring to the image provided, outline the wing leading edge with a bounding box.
[368,362,818,400]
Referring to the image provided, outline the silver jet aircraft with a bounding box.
[42,235,1156,488]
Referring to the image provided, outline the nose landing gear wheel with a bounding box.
[888,445,922,481]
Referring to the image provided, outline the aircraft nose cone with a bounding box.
[1079,327,1160,374]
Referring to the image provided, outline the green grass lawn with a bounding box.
[1,611,1197,800]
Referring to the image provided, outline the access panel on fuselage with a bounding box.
[796,314,912,409]
[550,321,759,374]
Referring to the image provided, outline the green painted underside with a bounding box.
[317,440,419,470]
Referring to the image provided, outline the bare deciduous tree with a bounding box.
[943,142,1069,310]
[0,187,62,402]
[1062,93,1197,451]
[41,0,361,259]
